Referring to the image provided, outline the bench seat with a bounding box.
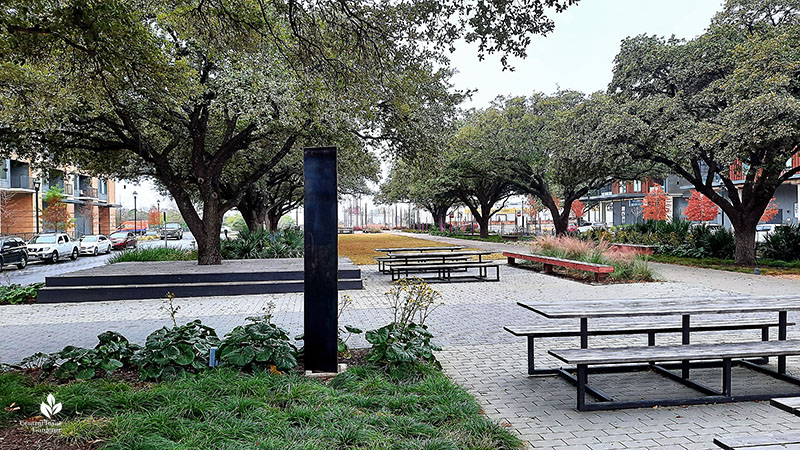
[390,261,500,282]
[503,251,614,282]
[549,340,800,365]
[770,396,800,417]
[375,255,472,272]
[714,433,800,449]
[552,340,800,411]
[506,319,793,375]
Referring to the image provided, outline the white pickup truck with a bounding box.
[27,233,80,263]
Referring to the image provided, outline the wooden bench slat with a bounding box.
[770,397,800,417]
[504,251,614,272]
[504,320,794,337]
[714,433,800,449]
[391,261,499,270]
[549,340,800,365]
[374,246,464,252]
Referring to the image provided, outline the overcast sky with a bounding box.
[117,0,725,210]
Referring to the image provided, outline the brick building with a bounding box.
[0,157,118,238]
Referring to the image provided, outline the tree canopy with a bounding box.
[603,0,800,264]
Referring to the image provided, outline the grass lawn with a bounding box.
[650,255,800,276]
[339,233,505,265]
[0,365,522,449]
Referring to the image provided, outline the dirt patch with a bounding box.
[0,426,99,450]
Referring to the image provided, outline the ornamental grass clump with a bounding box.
[365,278,444,376]
[532,236,655,282]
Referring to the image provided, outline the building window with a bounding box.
[621,205,627,224]
[99,179,107,195]
[619,182,627,194]
[633,180,642,192]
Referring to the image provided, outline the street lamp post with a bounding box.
[33,178,41,234]
[133,191,138,236]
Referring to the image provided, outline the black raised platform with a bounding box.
[37,258,363,303]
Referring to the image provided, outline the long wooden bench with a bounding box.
[714,433,800,450]
[503,251,614,282]
[374,246,464,253]
[505,319,794,375]
[390,261,500,282]
[338,227,354,234]
[712,398,800,449]
[549,340,800,411]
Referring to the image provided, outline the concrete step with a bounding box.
[37,278,364,303]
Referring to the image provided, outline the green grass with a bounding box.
[650,255,800,275]
[0,365,522,449]
[107,247,197,264]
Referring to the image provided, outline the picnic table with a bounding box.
[374,246,464,253]
[375,249,499,282]
[517,295,800,411]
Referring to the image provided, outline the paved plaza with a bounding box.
[2,245,800,448]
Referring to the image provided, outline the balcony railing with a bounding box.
[8,175,31,189]
[78,187,98,198]
[63,184,74,195]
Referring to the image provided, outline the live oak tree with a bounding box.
[496,93,621,235]
[377,156,460,230]
[445,109,517,238]
[0,0,578,264]
[604,0,800,265]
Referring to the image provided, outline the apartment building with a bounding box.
[0,157,118,238]
[582,153,800,228]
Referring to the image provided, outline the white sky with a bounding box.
[117,0,725,211]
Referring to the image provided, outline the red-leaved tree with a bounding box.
[148,206,162,227]
[642,184,668,221]
[684,190,719,222]
[570,199,585,220]
[760,197,779,223]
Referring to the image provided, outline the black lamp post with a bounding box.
[33,178,40,234]
[133,191,138,235]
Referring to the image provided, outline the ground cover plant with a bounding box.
[107,247,197,264]
[532,236,655,282]
[649,255,800,276]
[0,363,522,449]
[220,228,304,259]
[429,230,507,243]
[0,282,43,305]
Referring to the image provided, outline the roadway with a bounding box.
[1,233,196,286]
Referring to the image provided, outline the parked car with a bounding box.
[756,224,779,243]
[160,223,184,240]
[0,236,28,271]
[79,235,113,255]
[109,231,137,250]
[577,224,594,233]
[27,233,79,263]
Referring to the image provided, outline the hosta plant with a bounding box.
[20,331,140,380]
[133,320,220,380]
[218,315,298,373]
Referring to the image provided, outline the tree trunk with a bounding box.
[552,213,569,236]
[733,218,758,266]
[267,210,281,231]
[174,193,225,265]
[240,205,267,232]
[477,215,490,238]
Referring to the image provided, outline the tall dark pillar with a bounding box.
[303,146,338,373]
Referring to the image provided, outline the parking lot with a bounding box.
[0,232,196,285]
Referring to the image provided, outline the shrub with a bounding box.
[0,282,43,305]
[532,236,655,282]
[761,224,800,261]
[133,320,220,380]
[217,315,298,373]
[690,224,735,259]
[365,278,443,376]
[107,247,196,264]
[221,228,303,259]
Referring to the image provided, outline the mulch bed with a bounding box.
[0,427,99,450]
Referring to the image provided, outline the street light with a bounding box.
[132,191,138,236]
[33,178,41,234]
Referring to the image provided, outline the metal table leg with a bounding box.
[779,310,787,374]
[682,314,690,379]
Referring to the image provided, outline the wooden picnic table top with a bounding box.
[374,246,464,253]
[386,249,492,258]
[519,295,800,319]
